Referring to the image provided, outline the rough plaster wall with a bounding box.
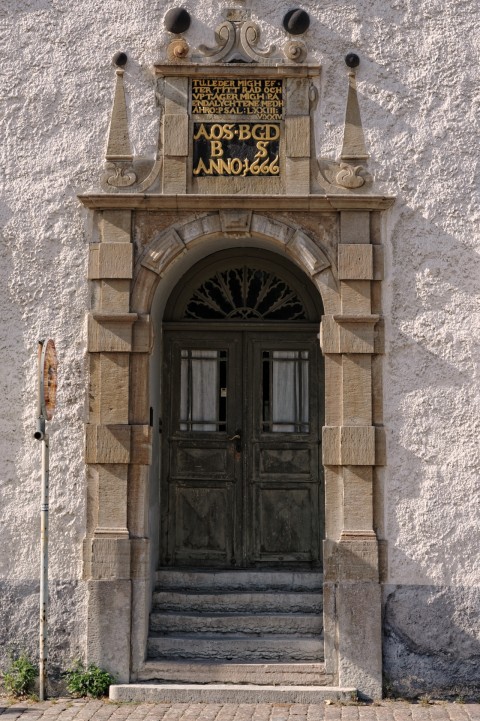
[1,0,479,690]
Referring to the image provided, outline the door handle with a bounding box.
[228,429,242,453]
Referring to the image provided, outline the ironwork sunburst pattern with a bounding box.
[184,267,307,320]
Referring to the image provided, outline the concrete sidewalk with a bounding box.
[1,699,480,721]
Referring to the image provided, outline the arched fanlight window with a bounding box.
[184,266,307,320]
[164,249,323,322]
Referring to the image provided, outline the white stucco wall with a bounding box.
[1,0,479,691]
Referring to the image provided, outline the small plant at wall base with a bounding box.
[2,652,38,697]
[65,661,115,698]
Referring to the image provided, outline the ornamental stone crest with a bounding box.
[99,10,374,195]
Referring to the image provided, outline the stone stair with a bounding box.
[141,569,327,682]
[110,569,357,702]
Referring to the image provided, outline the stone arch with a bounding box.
[131,212,340,316]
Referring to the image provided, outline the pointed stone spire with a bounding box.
[340,69,369,162]
[101,56,137,190]
[106,68,133,162]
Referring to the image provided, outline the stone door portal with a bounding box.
[160,251,324,569]
[80,22,391,690]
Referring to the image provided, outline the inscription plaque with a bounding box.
[191,78,283,120]
[193,122,280,177]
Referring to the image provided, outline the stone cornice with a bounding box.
[77,194,395,211]
[153,63,321,78]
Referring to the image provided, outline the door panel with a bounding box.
[173,483,235,564]
[173,442,232,478]
[247,333,322,567]
[257,445,313,477]
[254,484,319,560]
[162,333,242,567]
[161,329,323,568]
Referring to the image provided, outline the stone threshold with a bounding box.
[109,684,357,703]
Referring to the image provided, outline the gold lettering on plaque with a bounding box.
[191,78,283,121]
[193,122,280,177]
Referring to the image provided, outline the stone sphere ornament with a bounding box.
[164,8,191,34]
[112,51,128,67]
[345,52,360,68]
[283,9,310,35]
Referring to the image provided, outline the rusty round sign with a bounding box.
[39,339,58,421]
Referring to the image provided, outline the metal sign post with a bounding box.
[34,340,57,702]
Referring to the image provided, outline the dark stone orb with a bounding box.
[345,52,360,68]
[112,51,128,67]
[283,9,310,35]
[164,8,191,34]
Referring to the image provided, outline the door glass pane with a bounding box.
[180,350,227,431]
[262,350,309,433]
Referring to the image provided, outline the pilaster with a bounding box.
[321,209,383,699]
[84,208,152,682]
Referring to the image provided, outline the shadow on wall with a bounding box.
[383,584,480,698]
[0,580,85,684]
[384,198,480,584]
[8,0,53,13]
[380,200,480,697]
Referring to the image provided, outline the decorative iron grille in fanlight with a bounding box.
[183,267,307,320]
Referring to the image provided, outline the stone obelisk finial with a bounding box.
[336,53,369,189]
[101,52,137,190]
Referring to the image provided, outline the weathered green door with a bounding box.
[161,328,323,568]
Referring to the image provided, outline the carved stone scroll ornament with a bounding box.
[335,162,367,189]
[197,19,275,63]
[101,162,137,189]
[283,39,307,63]
[240,21,276,60]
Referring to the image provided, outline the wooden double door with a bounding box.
[160,327,323,568]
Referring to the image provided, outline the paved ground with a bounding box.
[0,700,480,721]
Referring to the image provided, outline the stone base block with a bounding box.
[130,578,150,678]
[87,579,131,683]
[337,581,382,700]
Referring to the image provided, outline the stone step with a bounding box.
[155,569,323,592]
[138,660,332,686]
[152,591,323,614]
[110,684,356,704]
[147,634,324,661]
[150,612,323,635]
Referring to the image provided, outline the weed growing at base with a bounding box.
[3,652,37,697]
[65,662,115,699]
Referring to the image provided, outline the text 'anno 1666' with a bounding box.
[193,123,280,177]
